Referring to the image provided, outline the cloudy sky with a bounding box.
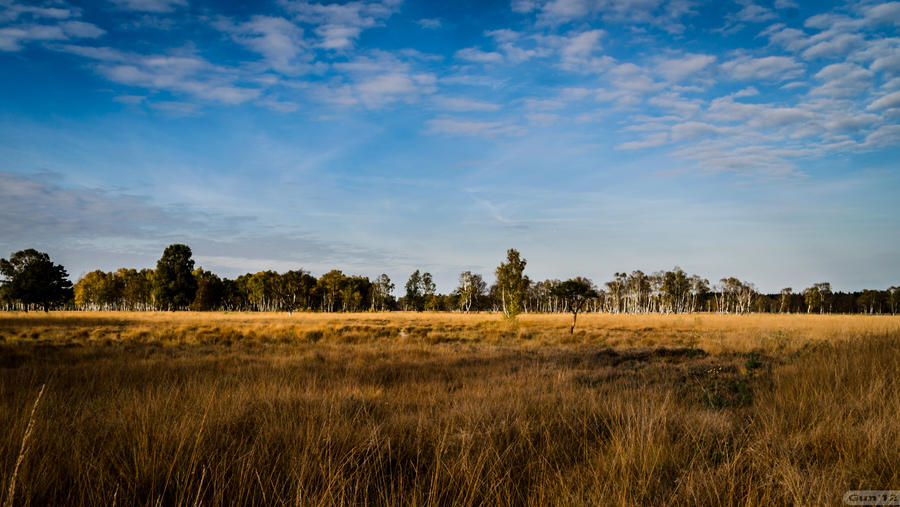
[1,0,898,292]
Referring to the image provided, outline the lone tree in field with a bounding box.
[495,249,529,319]
[552,277,598,333]
[0,249,72,311]
[153,244,197,311]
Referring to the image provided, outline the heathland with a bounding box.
[1,312,899,505]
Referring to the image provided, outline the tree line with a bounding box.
[2,245,898,318]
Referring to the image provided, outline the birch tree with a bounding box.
[456,271,486,313]
[495,249,528,319]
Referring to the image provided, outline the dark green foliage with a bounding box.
[0,249,73,311]
[552,278,599,333]
[152,244,197,311]
[191,268,224,311]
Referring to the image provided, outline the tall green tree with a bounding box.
[404,270,422,311]
[421,272,438,310]
[0,249,73,311]
[495,248,529,319]
[152,244,197,311]
[552,277,598,334]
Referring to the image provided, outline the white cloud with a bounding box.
[522,97,565,110]
[317,53,438,109]
[518,0,696,33]
[353,72,435,107]
[511,0,540,13]
[59,20,105,38]
[526,112,560,126]
[801,32,864,60]
[433,96,501,112]
[610,63,663,92]
[867,90,900,110]
[416,18,441,29]
[873,53,900,74]
[561,29,603,63]
[257,98,301,112]
[761,24,809,52]
[0,11,103,52]
[648,93,703,117]
[618,132,669,150]
[536,0,591,25]
[455,47,504,63]
[58,45,262,105]
[216,16,307,73]
[0,25,62,50]
[804,13,858,31]
[670,121,730,140]
[426,117,523,137]
[656,53,715,81]
[485,28,520,44]
[864,2,900,27]
[673,140,802,177]
[108,0,187,13]
[315,24,360,49]
[746,107,813,128]
[862,124,900,148]
[735,2,776,23]
[281,0,395,25]
[823,112,880,132]
[55,44,125,61]
[279,0,399,48]
[0,3,74,22]
[781,81,807,90]
[720,55,804,81]
[811,63,873,98]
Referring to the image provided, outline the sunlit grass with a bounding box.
[1,311,898,505]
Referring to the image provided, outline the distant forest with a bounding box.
[1,245,898,315]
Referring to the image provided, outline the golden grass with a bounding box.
[1,311,899,505]
[3,311,898,352]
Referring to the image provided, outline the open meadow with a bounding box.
[1,311,899,505]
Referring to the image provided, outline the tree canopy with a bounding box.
[153,244,197,311]
[0,249,72,311]
[552,277,599,333]
[0,243,896,317]
[495,249,529,319]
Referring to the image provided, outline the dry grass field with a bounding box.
[1,311,899,505]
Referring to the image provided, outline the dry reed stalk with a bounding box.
[4,383,45,507]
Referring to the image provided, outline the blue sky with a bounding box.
[1,0,898,293]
